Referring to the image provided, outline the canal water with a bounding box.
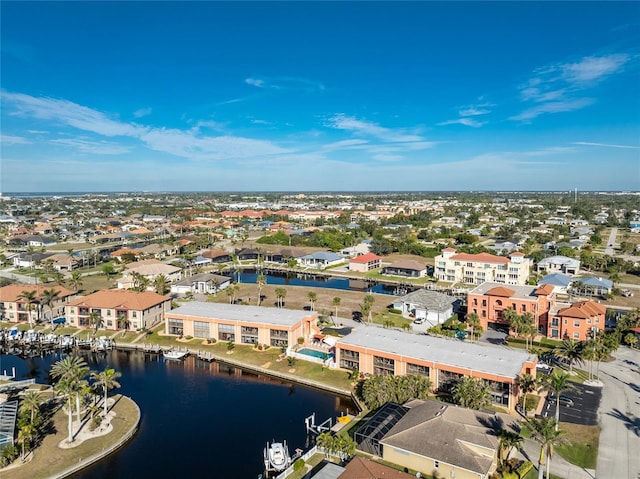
[0,350,356,478]
[235,269,410,296]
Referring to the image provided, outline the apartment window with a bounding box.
[521,304,526,312]
[473,298,478,306]
[551,318,559,327]
[564,319,568,325]
[241,326,259,344]
[373,356,395,375]
[482,299,487,307]
[595,318,599,324]
[574,321,580,328]
[434,461,440,469]
[107,310,112,316]
[407,363,429,376]
[466,262,473,267]
[482,310,486,318]
[168,319,183,335]
[551,329,559,338]
[340,349,360,370]
[132,312,137,318]
[454,261,460,266]
[573,332,580,339]
[270,328,288,347]
[218,323,235,342]
[587,319,591,325]
[194,321,209,339]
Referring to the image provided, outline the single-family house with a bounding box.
[298,251,344,269]
[171,273,232,296]
[392,289,459,326]
[571,277,613,298]
[383,260,427,278]
[348,253,382,273]
[536,256,580,275]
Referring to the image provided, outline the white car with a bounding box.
[622,290,634,297]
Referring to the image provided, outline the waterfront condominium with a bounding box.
[434,248,531,285]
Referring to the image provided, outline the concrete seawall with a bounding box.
[50,396,141,479]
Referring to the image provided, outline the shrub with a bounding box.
[297,337,304,345]
[184,335,193,340]
[227,341,235,351]
[516,461,534,478]
[293,458,305,471]
[387,308,402,314]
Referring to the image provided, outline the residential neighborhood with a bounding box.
[0,191,639,479]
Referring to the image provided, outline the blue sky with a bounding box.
[1,1,639,192]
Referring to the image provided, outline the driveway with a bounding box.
[596,347,640,479]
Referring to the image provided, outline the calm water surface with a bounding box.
[0,350,355,478]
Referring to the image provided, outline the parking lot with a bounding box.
[541,381,602,426]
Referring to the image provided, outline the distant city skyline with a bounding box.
[1,2,639,192]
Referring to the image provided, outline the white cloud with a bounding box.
[326,114,424,142]
[1,134,31,145]
[458,107,490,117]
[509,98,595,121]
[2,90,291,161]
[245,78,265,88]
[51,138,131,155]
[573,141,640,150]
[562,54,629,84]
[438,118,486,128]
[372,154,403,162]
[322,139,369,150]
[512,53,629,121]
[133,107,152,118]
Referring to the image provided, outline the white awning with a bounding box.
[323,336,337,347]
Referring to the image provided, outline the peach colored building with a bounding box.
[165,302,320,347]
[0,284,77,323]
[348,252,382,273]
[549,300,606,341]
[336,328,536,411]
[467,282,554,334]
[435,248,531,285]
[66,290,170,331]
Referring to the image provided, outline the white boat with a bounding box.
[163,349,188,360]
[264,440,290,472]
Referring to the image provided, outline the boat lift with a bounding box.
[304,412,333,436]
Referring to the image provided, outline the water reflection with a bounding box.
[0,351,355,478]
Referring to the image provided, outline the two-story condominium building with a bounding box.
[335,327,537,411]
[0,284,77,323]
[467,282,555,334]
[548,300,606,341]
[434,248,530,285]
[66,290,170,331]
[165,302,319,347]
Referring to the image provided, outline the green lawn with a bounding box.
[555,423,599,469]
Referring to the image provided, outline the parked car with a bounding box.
[413,318,425,325]
[622,289,634,297]
[549,393,574,407]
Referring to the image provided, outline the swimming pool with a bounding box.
[297,348,333,359]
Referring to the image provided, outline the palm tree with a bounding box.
[91,367,122,417]
[55,377,78,443]
[275,287,287,308]
[256,274,266,305]
[50,355,90,423]
[17,422,36,460]
[363,294,375,322]
[40,288,60,325]
[332,296,341,320]
[307,291,317,311]
[18,290,38,326]
[19,390,41,424]
[554,339,584,374]
[540,372,577,431]
[466,312,481,341]
[89,311,103,333]
[69,271,83,292]
[452,377,491,410]
[225,285,235,304]
[516,372,538,416]
[154,274,169,295]
[117,313,130,334]
[497,429,523,469]
[503,308,522,339]
[527,417,566,479]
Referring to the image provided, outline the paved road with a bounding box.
[596,347,640,479]
[604,228,617,256]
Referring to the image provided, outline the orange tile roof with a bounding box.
[486,286,516,297]
[450,252,510,264]
[0,284,76,302]
[535,284,555,296]
[68,290,169,310]
[350,253,382,264]
[339,457,415,479]
[557,301,606,319]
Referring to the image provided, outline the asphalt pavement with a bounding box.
[541,382,602,426]
[595,347,640,479]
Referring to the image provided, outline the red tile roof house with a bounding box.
[0,284,77,324]
[66,290,170,331]
[348,253,383,273]
[550,300,606,341]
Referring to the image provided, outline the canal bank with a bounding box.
[3,395,140,479]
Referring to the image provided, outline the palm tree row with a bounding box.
[315,432,356,461]
[358,374,432,409]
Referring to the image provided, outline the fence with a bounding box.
[0,379,35,392]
